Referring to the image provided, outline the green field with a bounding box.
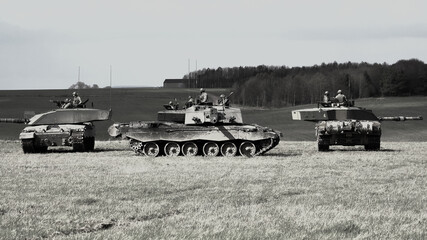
[0,140,426,239]
[1,88,426,142]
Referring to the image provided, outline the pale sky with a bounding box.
[1,0,427,89]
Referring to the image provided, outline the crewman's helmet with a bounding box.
[72,92,77,96]
[220,94,225,98]
[324,91,329,95]
[337,90,342,94]
[169,101,173,105]
[200,88,205,92]
[188,96,192,99]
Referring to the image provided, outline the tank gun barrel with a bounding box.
[378,116,423,121]
[0,118,28,124]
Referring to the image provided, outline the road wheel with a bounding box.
[220,142,237,157]
[203,142,219,157]
[130,140,144,154]
[143,142,160,157]
[164,142,181,157]
[182,142,198,156]
[239,141,256,157]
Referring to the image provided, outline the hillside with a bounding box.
[0,88,426,141]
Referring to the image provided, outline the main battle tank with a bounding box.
[108,103,281,157]
[292,101,422,151]
[0,108,111,153]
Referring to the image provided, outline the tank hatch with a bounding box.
[27,108,111,125]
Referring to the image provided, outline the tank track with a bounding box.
[21,139,48,153]
[21,137,95,153]
[72,136,95,152]
[128,136,280,157]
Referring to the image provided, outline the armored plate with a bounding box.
[109,104,280,157]
[292,106,378,121]
[28,108,111,125]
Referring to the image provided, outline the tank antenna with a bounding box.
[109,65,112,110]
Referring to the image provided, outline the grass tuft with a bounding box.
[74,197,99,206]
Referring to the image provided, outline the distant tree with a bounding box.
[182,59,427,107]
[68,81,100,89]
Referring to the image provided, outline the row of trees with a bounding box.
[183,59,427,107]
[69,81,100,89]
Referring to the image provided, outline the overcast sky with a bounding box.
[1,0,427,90]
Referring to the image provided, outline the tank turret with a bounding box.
[292,101,422,151]
[1,107,111,153]
[109,102,280,157]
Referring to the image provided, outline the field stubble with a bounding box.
[0,140,426,239]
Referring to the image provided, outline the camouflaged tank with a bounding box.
[0,108,111,153]
[108,104,281,157]
[292,101,422,151]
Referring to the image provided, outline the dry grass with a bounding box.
[0,140,426,239]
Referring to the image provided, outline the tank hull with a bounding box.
[1,108,111,153]
[293,102,422,151]
[19,124,96,153]
[316,120,381,151]
[109,121,281,157]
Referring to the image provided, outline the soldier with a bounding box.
[173,98,179,110]
[63,92,82,109]
[61,98,72,108]
[168,101,175,110]
[198,88,208,104]
[185,96,194,108]
[335,90,347,105]
[73,92,82,107]
[323,91,330,103]
[321,91,332,107]
[217,94,229,106]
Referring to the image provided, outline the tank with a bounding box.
[292,101,422,151]
[108,103,281,157]
[0,108,111,153]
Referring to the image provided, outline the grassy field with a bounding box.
[1,88,426,141]
[0,140,426,239]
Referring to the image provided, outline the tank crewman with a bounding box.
[185,96,194,108]
[72,92,82,107]
[173,98,180,110]
[63,92,82,109]
[323,91,330,103]
[61,99,72,108]
[217,94,230,106]
[168,101,175,110]
[335,90,347,105]
[199,88,208,104]
[321,91,332,107]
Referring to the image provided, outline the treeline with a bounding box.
[183,59,427,107]
[69,81,100,89]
